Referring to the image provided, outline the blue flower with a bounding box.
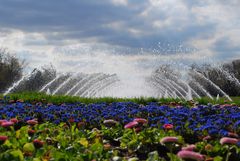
[208,129,218,135]
[219,129,228,136]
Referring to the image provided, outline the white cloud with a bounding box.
[111,0,128,6]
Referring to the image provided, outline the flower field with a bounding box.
[1,94,240,160]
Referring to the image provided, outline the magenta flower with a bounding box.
[133,118,148,124]
[124,121,138,129]
[163,124,173,130]
[177,150,204,161]
[1,121,14,127]
[220,137,238,145]
[160,136,178,144]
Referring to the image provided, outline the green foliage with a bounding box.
[0,48,24,93]
[1,92,240,105]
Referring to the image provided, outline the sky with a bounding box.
[0,0,239,96]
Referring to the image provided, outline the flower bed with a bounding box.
[1,101,240,160]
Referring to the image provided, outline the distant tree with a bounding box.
[189,59,240,96]
[151,59,240,97]
[9,65,57,93]
[0,48,25,93]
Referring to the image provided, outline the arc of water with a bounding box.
[220,68,240,88]
[64,74,89,95]
[164,90,169,98]
[150,80,167,97]
[4,76,26,95]
[177,79,201,99]
[52,73,82,95]
[4,70,39,95]
[151,76,175,98]
[193,70,232,101]
[80,76,111,97]
[151,81,164,95]
[83,74,119,93]
[39,74,62,92]
[155,78,176,98]
[216,94,220,101]
[46,88,51,95]
[191,81,213,99]
[76,73,106,97]
[88,78,120,97]
[81,76,111,96]
[164,79,187,99]
[161,69,201,98]
[186,84,193,100]
[87,76,119,97]
[154,74,186,99]
[172,91,179,99]
[154,70,200,99]
[170,77,200,99]
[152,77,174,98]
[169,80,188,96]
[73,73,104,96]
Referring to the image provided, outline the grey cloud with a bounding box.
[0,0,239,59]
[212,37,240,59]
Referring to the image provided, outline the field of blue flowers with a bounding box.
[1,95,240,160]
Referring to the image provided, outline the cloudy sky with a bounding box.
[0,0,239,79]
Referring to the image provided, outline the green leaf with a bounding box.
[33,158,41,161]
[91,142,103,154]
[147,151,160,161]
[78,138,88,147]
[23,143,35,153]
[167,153,182,161]
[213,156,223,161]
[0,149,24,161]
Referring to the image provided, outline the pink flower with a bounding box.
[182,144,196,151]
[203,135,212,141]
[0,136,8,141]
[0,120,7,125]
[163,124,173,130]
[133,118,148,124]
[10,118,18,124]
[124,121,138,129]
[220,137,238,145]
[177,150,204,161]
[27,119,38,125]
[103,119,118,127]
[228,132,238,138]
[0,136,8,144]
[160,136,178,144]
[103,119,118,125]
[134,127,142,133]
[33,139,44,148]
[1,121,14,127]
